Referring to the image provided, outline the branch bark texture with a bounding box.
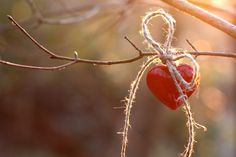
[161,0,236,39]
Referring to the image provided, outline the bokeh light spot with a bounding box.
[201,86,226,114]
[193,39,212,51]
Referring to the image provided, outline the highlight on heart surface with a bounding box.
[146,63,200,110]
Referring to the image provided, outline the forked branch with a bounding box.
[0,15,236,71]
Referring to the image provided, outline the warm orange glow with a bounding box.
[201,86,226,113]
[193,40,212,51]
[212,0,225,5]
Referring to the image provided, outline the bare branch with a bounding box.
[0,59,77,70]
[2,0,236,35]
[125,36,236,59]
[7,15,56,57]
[4,15,147,68]
[161,0,236,39]
[186,39,198,52]
[124,36,143,56]
[188,0,236,20]
[1,15,236,70]
[187,51,236,58]
[126,37,236,59]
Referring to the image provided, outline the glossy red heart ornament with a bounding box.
[146,64,199,110]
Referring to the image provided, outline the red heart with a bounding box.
[146,64,199,110]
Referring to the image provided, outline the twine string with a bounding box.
[142,9,199,87]
[120,56,158,157]
[173,53,200,90]
[120,9,205,157]
[142,9,202,157]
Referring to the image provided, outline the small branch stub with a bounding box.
[120,9,208,157]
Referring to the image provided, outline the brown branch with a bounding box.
[7,15,55,57]
[5,15,146,68]
[0,59,77,70]
[188,0,236,21]
[1,15,236,70]
[161,0,236,39]
[186,39,198,52]
[2,0,236,34]
[187,51,236,58]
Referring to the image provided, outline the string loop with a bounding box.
[142,9,203,157]
[142,9,199,94]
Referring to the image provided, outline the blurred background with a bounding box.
[0,0,235,157]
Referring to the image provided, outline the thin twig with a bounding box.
[186,39,198,52]
[124,36,143,55]
[7,15,144,65]
[161,0,236,39]
[2,0,236,36]
[1,16,236,70]
[0,59,77,70]
[186,51,236,58]
[186,39,199,59]
[7,15,55,57]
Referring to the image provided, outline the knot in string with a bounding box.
[142,9,199,93]
[142,9,176,56]
[159,53,173,64]
[120,10,205,157]
[141,9,204,157]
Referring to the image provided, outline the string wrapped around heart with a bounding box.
[142,10,200,95]
[142,9,199,157]
[143,10,200,110]
[120,9,206,157]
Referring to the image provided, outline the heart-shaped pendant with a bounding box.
[146,64,199,110]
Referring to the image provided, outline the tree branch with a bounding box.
[0,59,77,70]
[1,15,236,71]
[161,0,236,39]
[188,0,236,21]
